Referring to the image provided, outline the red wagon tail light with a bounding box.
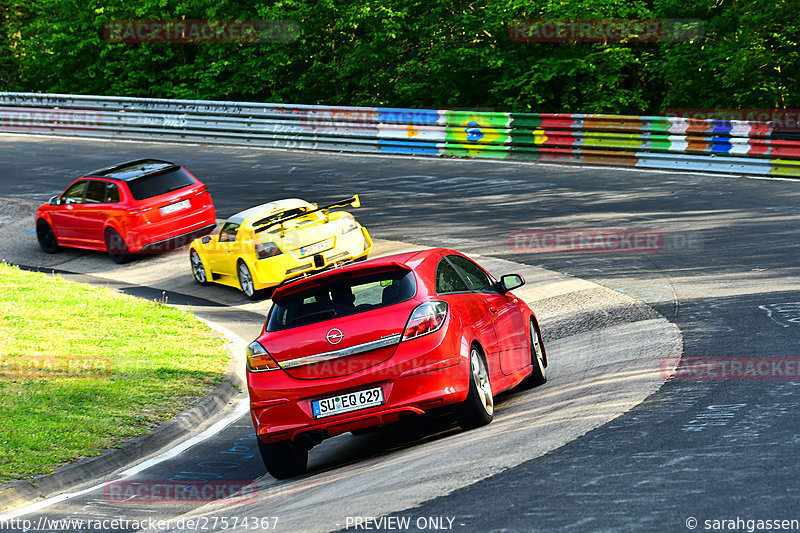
[247,341,281,372]
[402,301,448,342]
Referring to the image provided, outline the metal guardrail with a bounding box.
[1,92,798,177]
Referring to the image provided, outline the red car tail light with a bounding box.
[127,206,155,216]
[194,187,212,203]
[402,301,448,342]
[246,341,281,372]
[255,242,282,259]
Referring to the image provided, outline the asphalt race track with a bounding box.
[1,134,799,532]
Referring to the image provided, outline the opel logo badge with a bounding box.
[326,328,344,345]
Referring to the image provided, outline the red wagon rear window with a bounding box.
[127,168,197,200]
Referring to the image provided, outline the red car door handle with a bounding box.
[489,306,498,313]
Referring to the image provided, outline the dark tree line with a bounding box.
[1,0,797,114]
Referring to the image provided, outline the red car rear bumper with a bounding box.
[248,327,470,444]
[125,206,216,253]
[138,223,217,254]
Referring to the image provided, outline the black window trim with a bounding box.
[83,179,112,204]
[218,221,240,243]
[61,180,88,204]
[104,181,120,204]
[435,256,472,295]
[438,254,500,295]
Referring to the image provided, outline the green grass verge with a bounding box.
[0,263,229,483]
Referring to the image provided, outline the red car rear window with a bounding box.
[126,168,197,201]
[267,269,416,331]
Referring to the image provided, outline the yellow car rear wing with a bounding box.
[253,195,361,235]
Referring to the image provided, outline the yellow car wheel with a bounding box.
[190,249,210,286]
[237,260,260,300]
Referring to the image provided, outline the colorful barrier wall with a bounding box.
[1,93,798,177]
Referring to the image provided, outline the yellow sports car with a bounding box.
[188,195,373,299]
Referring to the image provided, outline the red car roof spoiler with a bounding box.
[272,261,411,302]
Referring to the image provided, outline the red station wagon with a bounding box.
[247,248,548,478]
[35,159,217,263]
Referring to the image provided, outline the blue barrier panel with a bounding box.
[377,140,440,155]
[712,121,734,135]
[377,108,441,125]
[710,137,734,154]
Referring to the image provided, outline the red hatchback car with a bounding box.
[35,159,216,263]
[247,248,547,478]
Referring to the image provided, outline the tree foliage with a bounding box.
[1,0,797,113]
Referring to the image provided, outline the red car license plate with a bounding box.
[160,199,190,215]
[312,386,384,419]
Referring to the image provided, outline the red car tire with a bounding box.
[456,345,494,430]
[257,437,308,479]
[36,220,60,254]
[520,318,547,389]
[105,228,131,264]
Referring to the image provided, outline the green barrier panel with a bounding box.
[509,114,547,130]
[445,111,510,158]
